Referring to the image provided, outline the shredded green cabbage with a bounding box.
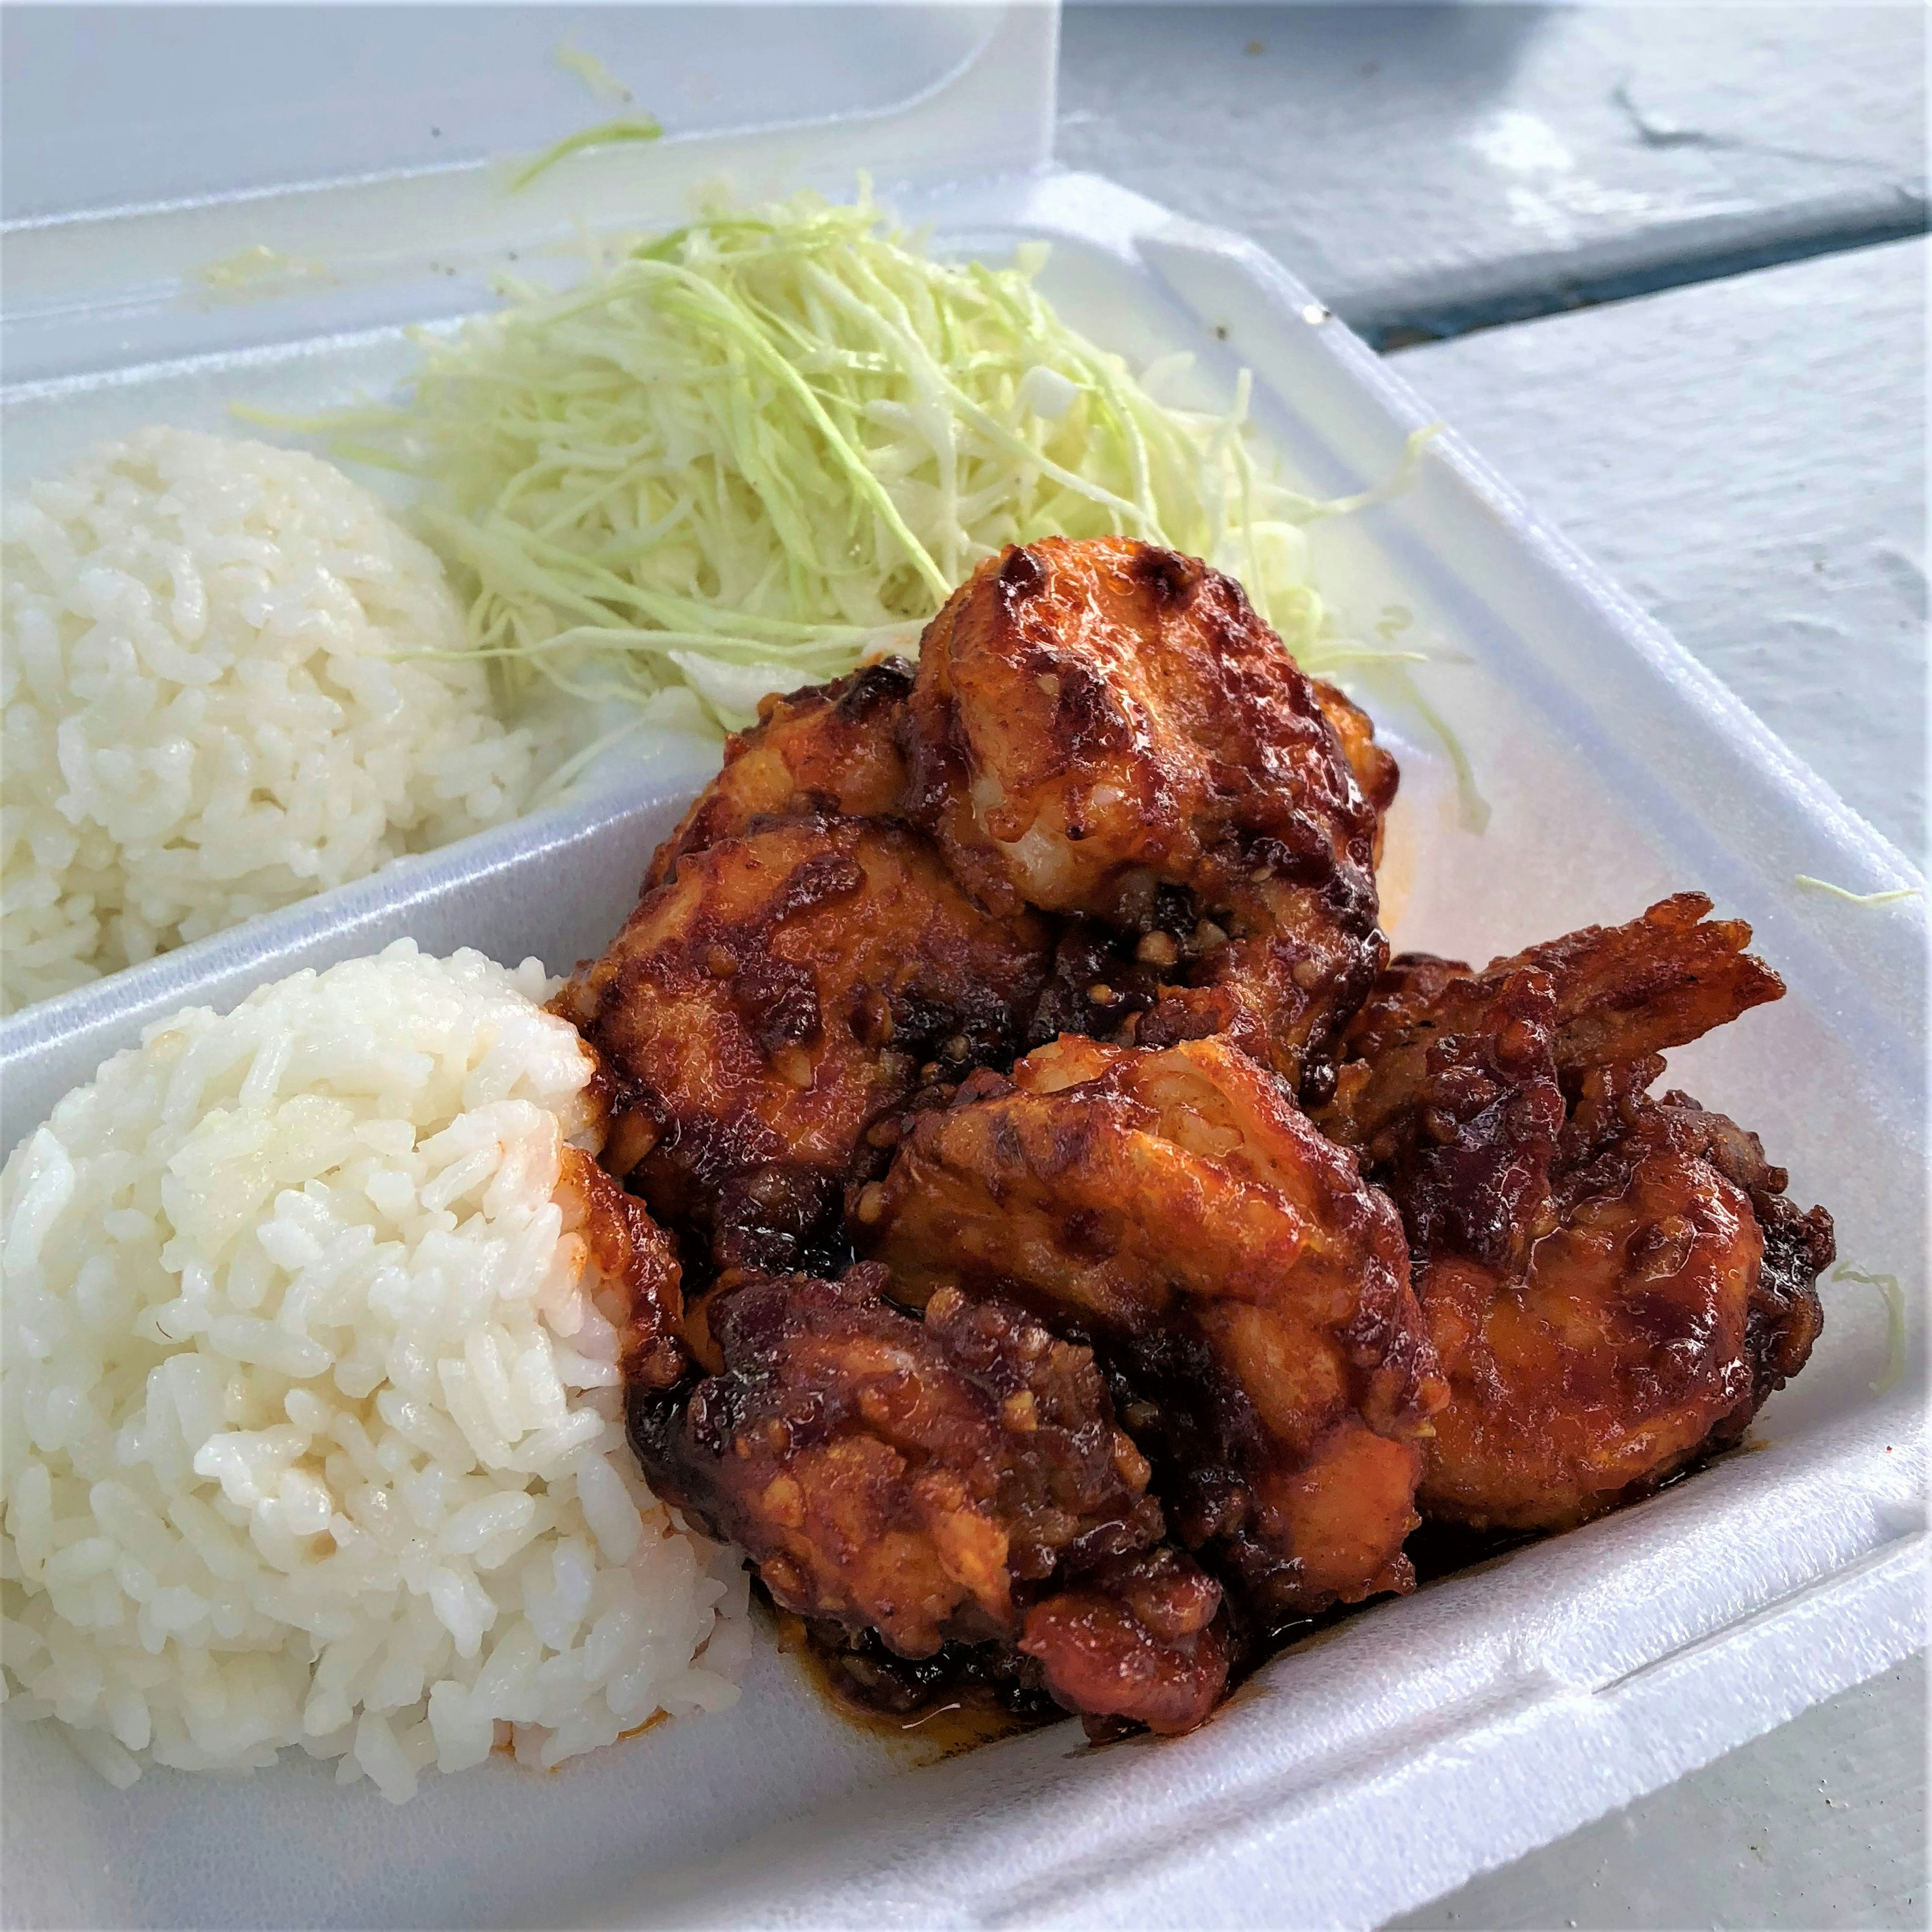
[301,189,1428,733]
[1793,875,1922,908]
[507,117,663,193]
[198,244,334,298]
[1832,1265,1910,1396]
[553,39,634,106]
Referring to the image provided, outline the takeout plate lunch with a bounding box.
[2,10,1923,1928]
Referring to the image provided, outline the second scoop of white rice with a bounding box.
[0,941,746,1800]
[0,428,537,1014]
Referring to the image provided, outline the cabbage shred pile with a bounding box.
[334,192,1364,730]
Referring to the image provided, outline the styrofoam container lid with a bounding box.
[2,9,1924,1929]
[1,2,1057,384]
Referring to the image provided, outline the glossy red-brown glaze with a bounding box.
[905,537,1391,1100]
[560,817,1051,1274]
[646,658,915,888]
[865,1035,1445,1617]
[1322,899,1829,1532]
[630,1265,1229,1732]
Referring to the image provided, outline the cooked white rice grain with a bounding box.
[0,942,746,1799]
[1,428,536,1014]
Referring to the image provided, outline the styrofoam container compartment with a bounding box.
[3,8,1924,1927]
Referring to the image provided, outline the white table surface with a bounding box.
[1384,242,1927,1923]
[1060,2,1926,346]
[1399,233,1927,861]
[1391,1652,1926,1930]
[0,12,1918,1927]
[1060,8,1926,1926]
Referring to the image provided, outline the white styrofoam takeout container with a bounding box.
[2,8,1924,1927]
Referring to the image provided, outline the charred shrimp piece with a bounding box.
[1310,677,1400,870]
[1134,906,1389,1108]
[1019,1545,1230,1738]
[630,1264,1228,1733]
[1326,894,1786,1155]
[559,817,1050,1274]
[905,536,1394,1100]
[1021,912,1187,1051]
[1646,1087,1832,1409]
[555,1145,690,1392]
[1320,896,1829,1533]
[862,1035,1446,1619]
[645,658,915,888]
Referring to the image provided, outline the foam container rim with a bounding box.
[1,10,1925,1925]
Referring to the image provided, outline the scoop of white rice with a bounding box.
[0,942,745,1800]
[1,428,536,1014]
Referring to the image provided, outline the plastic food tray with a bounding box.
[3,10,1923,1927]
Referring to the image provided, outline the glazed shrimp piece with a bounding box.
[905,536,1394,1101]
[864,1034,1445,1617]
[559,817,1050,1273]
[645,658,915,888]
[1321,896,1830,1532]
[630,1263,1228,1735]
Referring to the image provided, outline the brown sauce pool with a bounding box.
[762,1476,1746,1758]
[764,1592,1058,1763]
[760,1580,1351,1757]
